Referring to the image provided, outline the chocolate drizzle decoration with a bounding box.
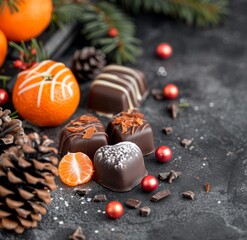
[66,115,99,139]
[0,132,58,234]
[112,110,144,134]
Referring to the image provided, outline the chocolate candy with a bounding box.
[87,65,149,116]
[59,114,108,159]
[93,142,148,192]
[106,109,155,156]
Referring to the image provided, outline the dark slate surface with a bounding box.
[1,1,247,239]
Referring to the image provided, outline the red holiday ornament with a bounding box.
[0,88,9,106]
[108,27,119,37]
[141,176,158,192]
[105,201,124,219]
[163,83,179,99]
[156,43,173,59]
[155,146,172,162]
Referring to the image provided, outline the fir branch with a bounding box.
[0,0,23,13]
[51,0,88,29]
[79,2,141,64]
[111,0,228,27]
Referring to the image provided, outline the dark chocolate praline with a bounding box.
[59,114,108,160]
[106,109,155,156]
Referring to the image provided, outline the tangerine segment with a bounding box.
[58,152,94,187]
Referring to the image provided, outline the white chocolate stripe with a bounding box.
[18,81,73,97]
[61,75,71,99]
[20,60,52,78]
[19,73,44,89]
[47,62,64,74]
[37,79,47,107]
[50,68,69,101]
[96,73,139,103]
[91,80,134,109]
[103,65,145,91]
[19,62,65,89]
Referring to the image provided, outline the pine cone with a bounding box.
[0,108,27,154]
[0,132,58,234]
[71,47,106,82]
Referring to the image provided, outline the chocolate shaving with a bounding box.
[180,139,192,148]
[83,127,96,139]
[163,127,173,135]
[66,126,85,133]
[158,170,181,183]
[93,195,107,202]
[139,206,151,217]
[205,182,210,193]
[125,198,142,209]
[74,188,89,197]
[151,89,164,100]
[167,170,181,183]
[112,110,144,134]
[182,191,195,200]
[167,103,178,119]
[69,226,86,240]
[79,115,99,123]
[150,189,171,202]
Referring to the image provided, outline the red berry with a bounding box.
[0,89,9,106]
[108,28,119,37]
[13,60,23,68]
[163,83,179,99]
[105,201,124,219]
[20,62,28,71]
[141,176,158,192]
[156,43,173,59]
[155,146,172,163]
[31,49,37,55]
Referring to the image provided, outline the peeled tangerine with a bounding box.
[58,152,94,187]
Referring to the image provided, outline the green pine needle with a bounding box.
[79,2,141,64]
[110,0,229,27]
[0,0,23,13]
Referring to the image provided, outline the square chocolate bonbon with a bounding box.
[87,65,149,116]
[59,114,108,160]
[106,109,155,156]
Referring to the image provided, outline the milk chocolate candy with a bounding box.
[59,114,108,159]
[87,65,149,117]
[93,142,148,192]
[106,109,155,156]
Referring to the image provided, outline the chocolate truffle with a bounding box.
[93,142,148,192]
[106,109,155,156]
[87,65,149,116]
[59,114,108,159]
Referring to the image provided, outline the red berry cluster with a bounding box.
[13,49,37,71]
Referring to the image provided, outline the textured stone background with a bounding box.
[1,1,247,239]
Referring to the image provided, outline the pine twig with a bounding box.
[111,0,229,27]
[79,2,141,64]
[0,0,24,13]
[0,75,11,89]
[9,39,48,70]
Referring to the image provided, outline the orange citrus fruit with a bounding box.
[12,60,80,127]
[58,152,94,187]
[0,0,53,41]
[0,29,7,67]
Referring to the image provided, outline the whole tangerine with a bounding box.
[0,0,53,41]
[0,29,7,67]
[12,60,80,127]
